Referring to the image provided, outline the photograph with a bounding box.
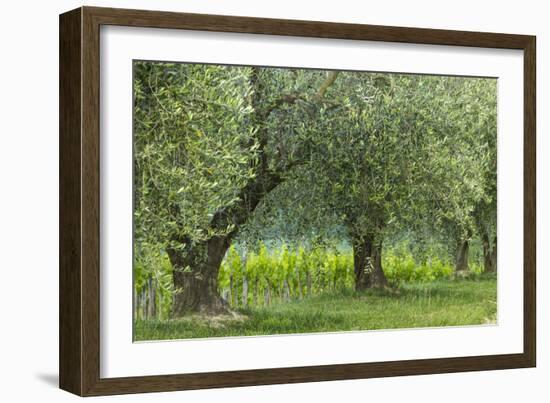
[132,61,498,341]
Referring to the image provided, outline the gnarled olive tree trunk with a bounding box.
[167,171,283,316]
[352,234,388,290]
[482,233,497,273]
[167,235,232,315]
[455,239,470,272]
[166,69,340,317]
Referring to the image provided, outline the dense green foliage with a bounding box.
[133,241,484,318]
[218,243,465,308]
[134,63,258,252]
[132,60,497,333]
[134,247,174,320]
[135,276,496,340]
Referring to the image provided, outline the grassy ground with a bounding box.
[134,275,497,341]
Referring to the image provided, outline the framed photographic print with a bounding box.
[59,6,536,396]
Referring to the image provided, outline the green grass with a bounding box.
[134,275,497,341]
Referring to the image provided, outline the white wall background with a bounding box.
[0,0,546,401]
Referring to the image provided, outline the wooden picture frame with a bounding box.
[59,6,536,396]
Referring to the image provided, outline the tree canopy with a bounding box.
[133,61,497,314]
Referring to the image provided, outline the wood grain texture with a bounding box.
[59,6,537,396]
[523,38,536,367]
[59,7,82,396]
[85,6,532,49]
[81,6,102,396]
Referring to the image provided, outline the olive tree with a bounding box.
[424,78,497,273]
[260,73,495,288]
[134,62,339,315]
